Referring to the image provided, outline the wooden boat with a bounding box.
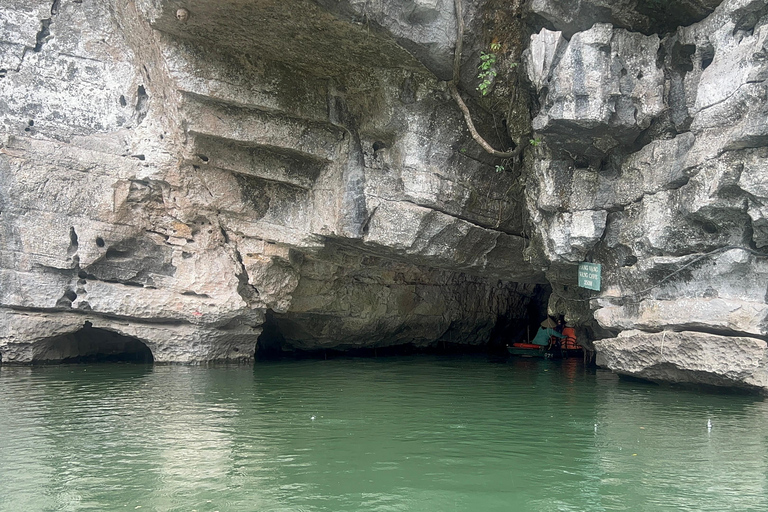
[507,342,547,357]
[508,327,584,359]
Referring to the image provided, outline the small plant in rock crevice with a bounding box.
[450,0,522,159]
[477,42,501,96]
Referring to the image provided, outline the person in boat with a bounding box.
[531,317,565,347]
[560,323,580,351]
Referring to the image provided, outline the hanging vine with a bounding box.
[448,0,523,160]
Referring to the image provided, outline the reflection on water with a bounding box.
[1,357,766,511]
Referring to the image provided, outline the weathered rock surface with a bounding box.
[0,0,545,363]
[595,331,768,391]
[525,0,768,390]
[4,0,768,393]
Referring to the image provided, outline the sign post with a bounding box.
[578,262,602,291]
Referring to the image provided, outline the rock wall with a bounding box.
[524,0,768,390]
[0,0,546,363]
[4,0,768,391]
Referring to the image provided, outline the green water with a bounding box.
[1,357,767,511]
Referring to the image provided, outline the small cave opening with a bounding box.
[670,42,696,73]
[255,310,286,359]
[135,85,149,125]
[32,323,154,364]
[700,46,715,70]
[490,288,552,350]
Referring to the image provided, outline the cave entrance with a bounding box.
[488,284,552,348]
[255,310,286,359]
[254,284,555,359]
[33,323,154,364]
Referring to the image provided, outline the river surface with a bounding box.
[1,356,767,511]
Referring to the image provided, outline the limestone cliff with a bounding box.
[0,0,545,363]
[524,0,768,391]
[2,0,768,392]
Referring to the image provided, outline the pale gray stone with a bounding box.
[0,0,545,363]
[595,330,768,391]
[524,0,768,393]
[527,24,665,157]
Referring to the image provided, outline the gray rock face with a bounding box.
[525,0,768,390]
[0,0,545,363]
[527,24,665,159]
[4,0,768,394]
[529,0,724,38]
[595,331,768,391]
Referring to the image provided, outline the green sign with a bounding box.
[578,262,602,291]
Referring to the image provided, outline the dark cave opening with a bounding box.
[32,323,154,364]
[254,309,497,360]
[255,283,554,360]
[255,309,286,359]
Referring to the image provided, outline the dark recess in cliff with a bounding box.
[30,324,154,364]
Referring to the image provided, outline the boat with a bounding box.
[507,342,547,357]
[507,322,584,359]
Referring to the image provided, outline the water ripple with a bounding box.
[1,358,767,511]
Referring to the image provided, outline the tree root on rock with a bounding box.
[450,0,523,160]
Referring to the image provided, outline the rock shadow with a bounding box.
[31,323,154,364]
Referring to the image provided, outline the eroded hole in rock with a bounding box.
[32,325,154,364]
[34,19,51,52]
[574,157,590,169]
[135,85,149,125]
[0,69,7,78]
[701,47,715,70]
[700,220,719,234]
[181,290,210,297]
[105,247,131,259]
[55,288,77,307]
[671,42,696,73]
[95,236,105,247]
[119,95,127,107]
[623,254,638,267]
[67,227,79,256]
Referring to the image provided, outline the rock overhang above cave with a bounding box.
[140,0,441,78]
[528,0,725,40]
